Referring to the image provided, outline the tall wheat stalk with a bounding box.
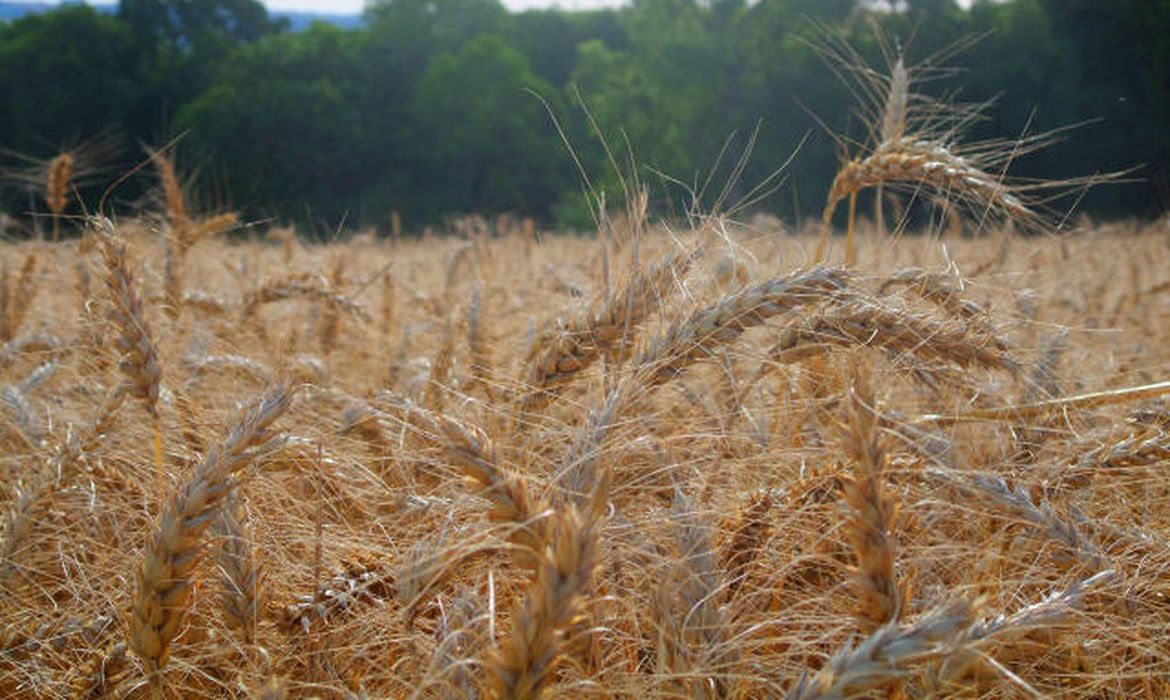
[130,386,294,687]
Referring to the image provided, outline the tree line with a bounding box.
[1,0,1167,233]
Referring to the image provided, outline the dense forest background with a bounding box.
[1,0,1167,233]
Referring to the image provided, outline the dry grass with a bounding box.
[0,209,1168,699]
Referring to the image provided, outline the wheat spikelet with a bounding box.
[879,57,909,145]
[0,480,37,583]
[39,386,126,514]
[254,676,288,700]
[824,138,1034,250]
[69,641,131,700]
[423,320,455,411]
[633,267,848,388]
[879,267,986,320]
[147,147,190,240]
[435,588,484,700]
[657,491,735,698]
[46,152,75,241]
[0,254,38,343]
[934,571,1115,686]
[840,373,906,633]
[489,499,601,700]
[243,274,372,324]
[45,152,74,216]
[319,257,346,356]
[519,244,700,414]
[183,353,274,389]
[765,295,1018,377]
[722,490,773,599]
[129,386,294,679]
[812,43,1060,265]
[466,285,494,400]
[941,471,1109,571]
[0,333,60,370]
[215,495,262,646]
[181,290,231,316]
[786,599,975,700]
[381,269,396,338]
[163,245,182,321]
[437,415,541,570]
[1,382,40,448]
[183,212,238,255]
[94,223,162,419]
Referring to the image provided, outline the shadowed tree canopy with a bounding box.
[118,0,281,50]
[1,0,1167,230]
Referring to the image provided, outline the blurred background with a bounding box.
[1,0,1167,233]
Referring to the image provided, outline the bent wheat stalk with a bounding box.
[916,379,1170,426]
[130,386,294,683]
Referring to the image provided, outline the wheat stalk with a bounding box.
[786,599,975,700]
[129,386,294,681]
[519,244,700,414]
[437,414,542,570]
[46,152,74,241]
[840,374,906,633]
[489,499,602,700]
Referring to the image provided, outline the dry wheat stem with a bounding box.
[916,379,1170,425]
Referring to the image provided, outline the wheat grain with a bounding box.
[129,386,294,679]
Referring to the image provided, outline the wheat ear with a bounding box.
[215,495,262,646]
[1,253,38,343]
[786,599,975,700]
[437,415,541,570]
[129,386,294,681]
[46,152,74,241]
[841,375,906,633]
[147,147,190,241]
[489,499,602,700]
[633,267,848,388]
[94,221,166,492]
[95,223,162,419]
[520,245,700,414]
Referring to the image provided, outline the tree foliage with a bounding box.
[1,0,1167,230]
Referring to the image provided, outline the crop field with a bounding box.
[1,210,1169,698]
[3,47,1170,699]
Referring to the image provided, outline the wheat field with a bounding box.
[2,209,1170,698]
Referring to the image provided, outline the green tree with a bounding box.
[0,6,145,151]
[176,24,379,225]
[411,34,570,218]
